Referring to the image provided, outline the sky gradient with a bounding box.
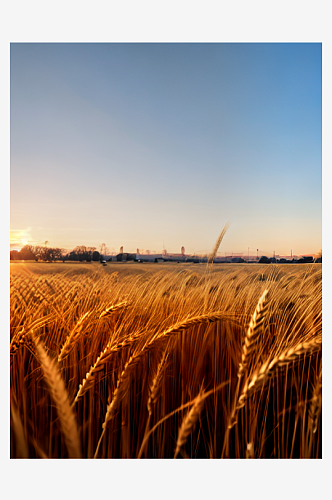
[10,43,322,257]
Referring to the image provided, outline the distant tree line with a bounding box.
[10,245,101,262]
[10,245,322,264]
[258,255,322,264]
[65,246,100,262]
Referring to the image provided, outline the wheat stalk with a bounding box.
[223,289,269,454]
[99,301,128,319]
[73,330,143,404]
[308,363,322,433]
[73,342,112,404]
[103,357,133,427]
[147,345,170,417]
[10,314,54,356]
[94,357,134,458]
[34,339,82,458]
[147,311,240,348]
[228,338,322,429]
[238,289,269,377]
[208,222,229,265]
[174,390,205,458]
[58,311,93,362]
[73,344,110,404]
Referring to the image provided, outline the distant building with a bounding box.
[137,253,162,262]
[167,253,186,262]
[185,257,200,263]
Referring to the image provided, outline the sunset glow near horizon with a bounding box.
[10,43,321,257]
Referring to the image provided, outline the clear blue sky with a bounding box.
[10,43,321,256]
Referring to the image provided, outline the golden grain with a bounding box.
[10,260,322,458]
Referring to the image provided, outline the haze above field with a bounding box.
[10,43,321,256]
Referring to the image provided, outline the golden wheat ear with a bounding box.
[148,346,170,417]
[208,222,229,265]
[99,300,128,318]
[94,356,134,458]
[34,339,82,458]
[238,288,269,378]
[174,389,205,458]
[58,310,93,362]
[225,289,269,439]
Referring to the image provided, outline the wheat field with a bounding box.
[10,260,322,459]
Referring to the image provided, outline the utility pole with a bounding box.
[248,247,249,263]
[257,248,259,261]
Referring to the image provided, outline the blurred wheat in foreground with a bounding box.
[10,260,322,458]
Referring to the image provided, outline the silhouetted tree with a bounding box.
[29,245,64,261]
[315,249,322,263]
[92,250,100,261]
[18,245,36,260]
[10,250,19,260]
[297,256,314,264]
[32,245,48,261]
